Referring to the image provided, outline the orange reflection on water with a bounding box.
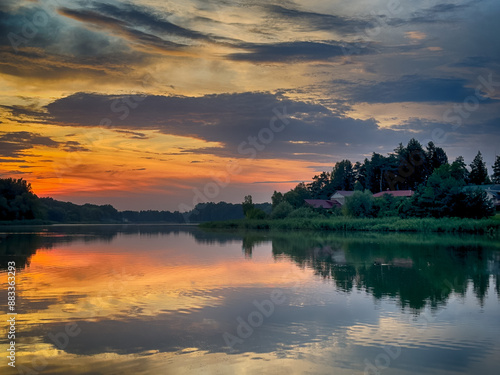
[19,242,309,325]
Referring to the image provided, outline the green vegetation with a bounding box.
[207,142,499,231]
[0,178,270,224]
[493,155,500,184]
[0,178,40,221]
[342,190,373,218]
[407,164,495,219]
[235,139,498,229]
[266,139,496,216]
[200,217,500,234]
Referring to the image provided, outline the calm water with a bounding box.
[1,225,500,375]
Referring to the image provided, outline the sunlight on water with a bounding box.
[1,225,500,374]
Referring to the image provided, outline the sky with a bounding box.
[0,0,499,211]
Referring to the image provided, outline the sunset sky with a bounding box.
[1,0,499,210]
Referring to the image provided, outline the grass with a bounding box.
[199,216,500,234]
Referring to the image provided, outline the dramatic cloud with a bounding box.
[263,4,370,34]
[0,131,59,157]
[349,75,491,103]
[90,2,212,41]
[58,8,187,53]
[228,41,375,63]
[389,1,478,26]
[34,91,415,161]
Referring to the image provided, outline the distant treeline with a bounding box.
[0,178,271,224]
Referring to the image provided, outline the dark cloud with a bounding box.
[62,141,90,153]
[227,41,375,63]
[0,158,26,163]
[91,2,211,42]
[114,130,149,139]
[58,8,187,53]
[389,1,477,26]
[349,75,490,103]
[0,5,149,81]
[263,5,369,34]
[0,131,59,157]
[0,103,46,119]
[35,91,413,162]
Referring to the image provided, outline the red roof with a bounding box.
[373,190,414,198]
[304,199,341,208]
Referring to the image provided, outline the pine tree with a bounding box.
[426,141,448,175]
[493,155,500,184]
[450,156,469,183]
[469,151,489,185]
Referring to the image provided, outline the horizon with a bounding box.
[1,0,500,211]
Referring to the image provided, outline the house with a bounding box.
[304,199,341,209]
[304,191,354,209]
[373,190,414,198]
[330,191,355,206]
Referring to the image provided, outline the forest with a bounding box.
[246,138,500,221]
[0,178,270,223]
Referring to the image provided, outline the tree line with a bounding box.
[252,139,500,220]
[0,178,271,223]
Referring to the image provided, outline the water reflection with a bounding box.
[0,225,499,375]
[267,232,500,310]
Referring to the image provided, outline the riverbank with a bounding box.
[200,216,500,234]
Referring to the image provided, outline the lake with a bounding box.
[1,225,500,374]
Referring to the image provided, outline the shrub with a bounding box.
[246,208,267,220]
[288,207,323,219]
[342,191,374,218]
[270,201,294,219]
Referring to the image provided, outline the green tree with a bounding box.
[242,195,254,218]
[246,207,267,219]
[492,155,500,184]
[354,181,364,191]
[410,165,465,217]
[331,160,355,191]
[425,141,448,176]
[450,156,469,183]
[0,178,40,221]
[404,138,428,189]
[453,188,495,219]
[469,151,489,185]
[410,164,493,218]
[342,191,374,218]
[365,153,387,193]
[271,191,284,209]
[270,201,293,219]
[308,171,332,199]
[353,161,367,190]
[372,194,402,217]
[283,183,311,208]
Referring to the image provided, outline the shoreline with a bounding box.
[199,216,500,234]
